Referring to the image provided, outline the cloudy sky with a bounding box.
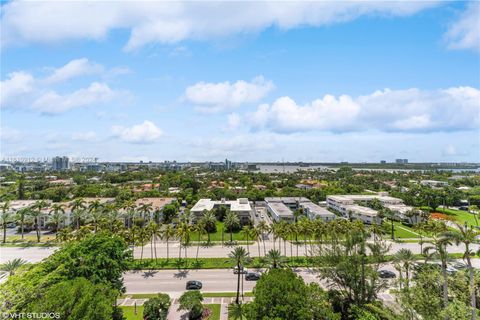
[1,1,479,163]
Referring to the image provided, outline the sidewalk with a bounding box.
[118,295,253,320]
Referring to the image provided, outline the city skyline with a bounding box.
[1,1,479,162]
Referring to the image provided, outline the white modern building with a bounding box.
[326,194,415,225]
[190,198,253,224]
[265,197,336,223]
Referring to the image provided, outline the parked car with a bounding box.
[260,214,264,219]
[446,266,458,275]
[378,270,396,279]
[245,272,261,281]
[233,266,248,274]
[6,223,16,228]
[451,262,468,270]
[186,280,202,290]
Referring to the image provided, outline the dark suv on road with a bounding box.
[245,272,260,281]
[186,280,202,290]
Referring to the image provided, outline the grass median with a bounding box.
[127,253,465,270]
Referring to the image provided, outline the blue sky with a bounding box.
[1,1,479,162]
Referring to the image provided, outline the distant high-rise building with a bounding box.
[52,156,69,171]
[380,160,386,164]
[225,158,232,170]
[395,159,408,164]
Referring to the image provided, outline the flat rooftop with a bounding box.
[191,198,252,213]
[301,202,336,217]
[346,205,379,217]
[265,197,311,203]
[135,197,175,210]
[268,202,294,217]
[327,194,403,203]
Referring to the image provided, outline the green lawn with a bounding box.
[439,208,479,228]
[120,306,144,320]
[129,256,309,270]
[1,234,58,246]
[204,304,221,320]
[128,253,464,270]
[381,221,421,239]
[190,221,244,242]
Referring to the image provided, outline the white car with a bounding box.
[233,266,248,274]
[260,214,264,219]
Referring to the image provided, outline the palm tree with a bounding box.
[138,202,153,221]
[270,223,281,253]
[229,246,251,304]
[147,221,160,260]
[195,221,206,261]
[249,226,261,257]
[176,222,193,260]
[16,207,29,240]
[0,258,27,275]
[1,201,11,243]
[444,224,479,320]
[70,198,86,230]
[292,207,303,242]
[178,210,195,225]
[257,220,269,256]
[298,218,311,257]
[423,233,453,315]
[87,200,103,233]
[240,225,252,254]
[31,200,48,242]
[200,210,216,244]
[137,226,150,261]
[105,203,122,232]
[265,249,285,269]
[224,211,240,243]
[228,302,247,320]
[162,224,176,261]
[382,207,396,240]
[49,204,65,235]
[393,248,415,290]
[122,200,137,229]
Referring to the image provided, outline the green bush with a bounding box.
[143,293,171,320]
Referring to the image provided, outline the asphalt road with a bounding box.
[123,268,326,298]
[123,259,480,297]
[2,241,480,263]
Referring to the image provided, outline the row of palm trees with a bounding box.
[392,222,479,320]
[0,198,161,243]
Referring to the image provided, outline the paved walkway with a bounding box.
[118,295,252,320]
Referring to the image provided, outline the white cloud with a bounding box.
[44,58,104,84]
[226,113,242,131]
[111,120,163,144]
[71,131,98,142]
[249,86,480,133]
[32,82,118,114]
[442,144,457,156]
[188,133,277,159]
[0,127,24,143]
[185,76,274,112]
[0,71,35,107]
[445,3,480,52]
[0,1,439,50]
[1,59,128,114]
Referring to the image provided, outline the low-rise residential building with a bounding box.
[326,194,416,225]
[420,180,448,187]
[265,197,336,223]
[190,198,253,224]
